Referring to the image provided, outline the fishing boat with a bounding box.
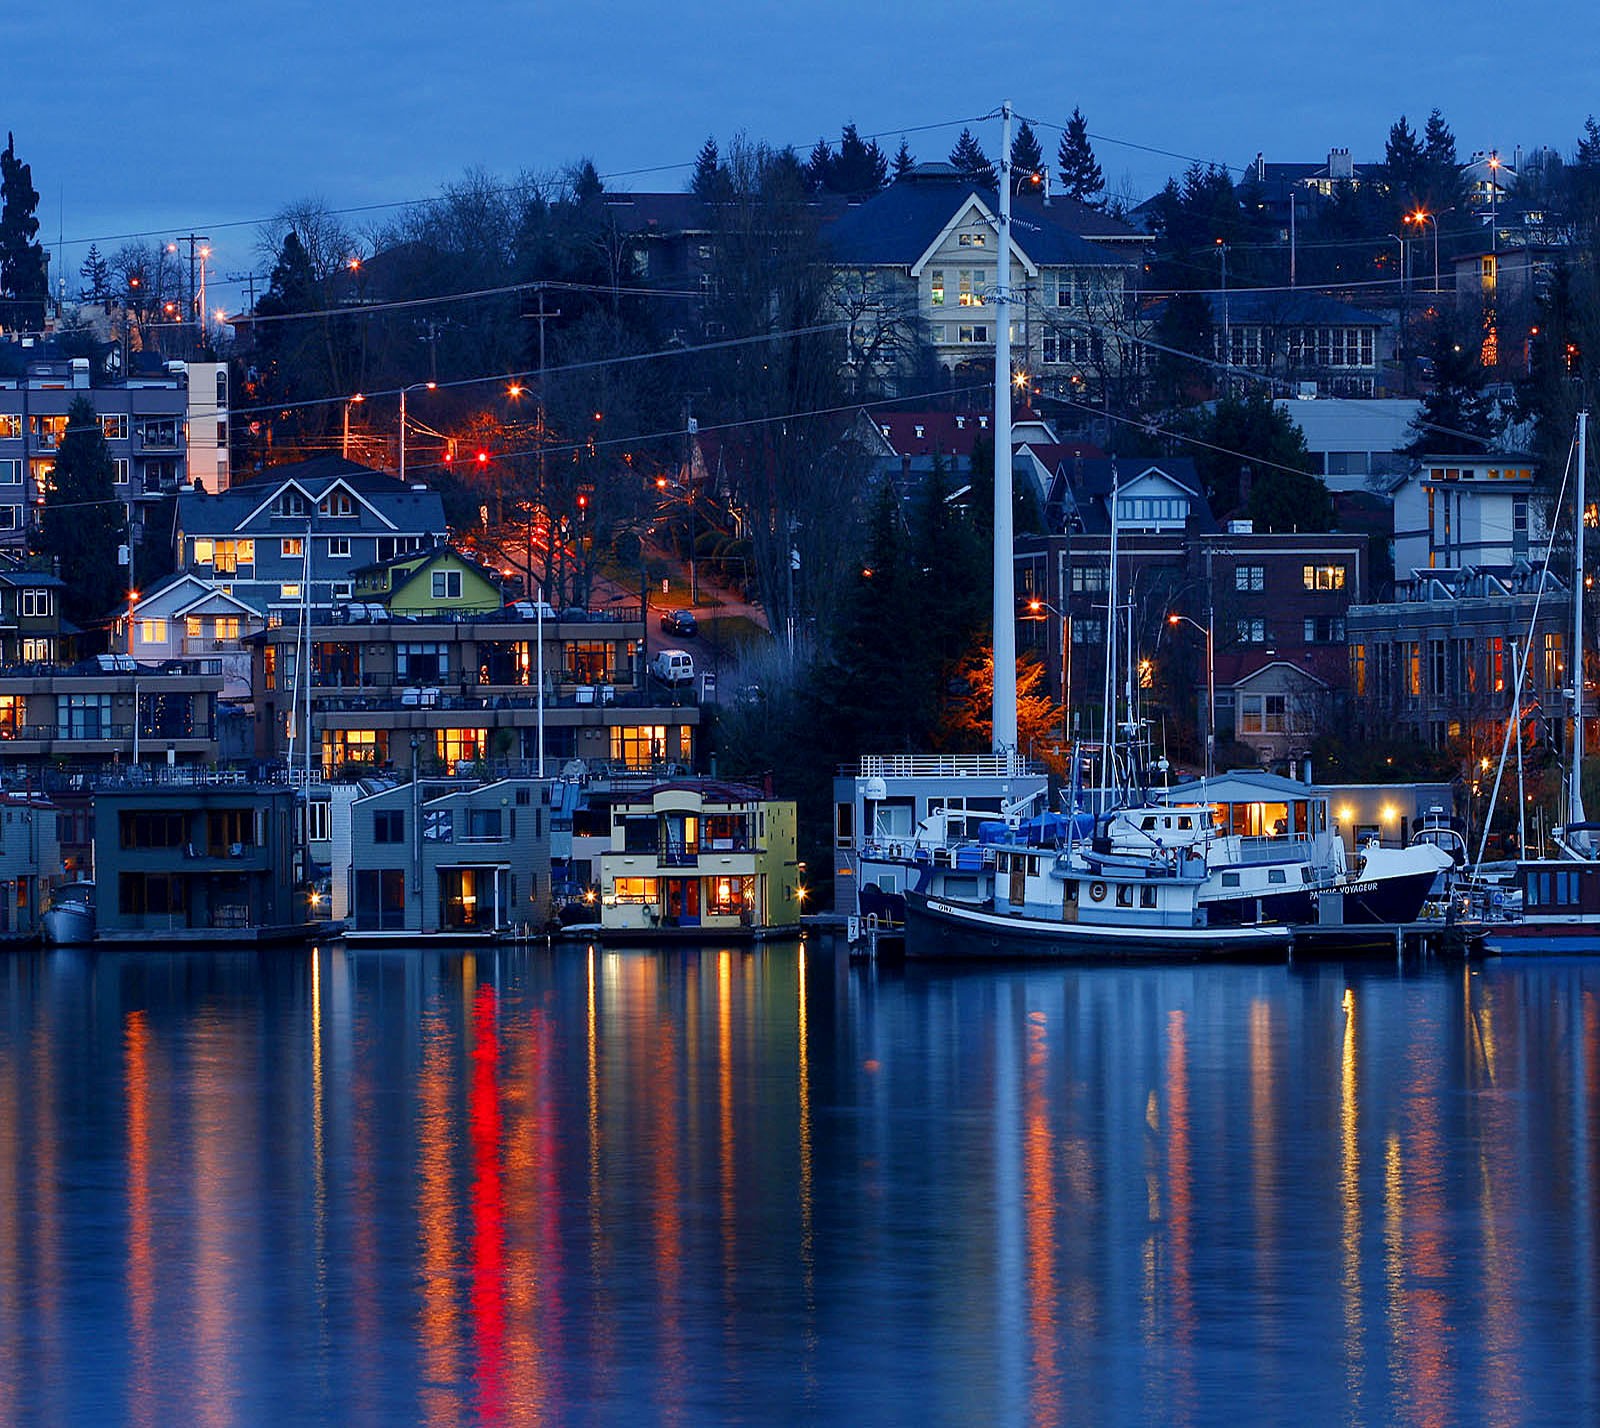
[42,881,96,946]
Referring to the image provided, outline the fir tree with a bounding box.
[1011,120,1045,192]
[1056,107,1104,207]
[78,243,111,309]
[36,396,125,627]
[1406,316,1500,456]
[0,132,47,331]
[805,137,833,193]
[1422,107,1466,212]
[949,128,995,185]
[832,123,888,196]
[892,137,915,180]
[690,136,722,199]
[1381,115,1428,204]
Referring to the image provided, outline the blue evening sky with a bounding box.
[8,0,1593,310]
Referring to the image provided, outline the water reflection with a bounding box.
[0,949,1597,1422]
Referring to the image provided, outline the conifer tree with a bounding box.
[1381,115,1428,204]
[1010,120,1045,191]
[78,243,111,309]
[805,138,833,193]
[892,137,915,180]
[1405,316,1500,456]
[1056,107,1104,207]
[832,123,888,196]
[1422,108,1466,213]
[0,132,47,331]
[37,396,125,627]
[690,136,722,199]
[949,128,996,185]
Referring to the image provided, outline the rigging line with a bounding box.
[230,318,855,418]
[1473,426,1578,872]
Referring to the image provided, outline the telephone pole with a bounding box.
[174,233,210,348]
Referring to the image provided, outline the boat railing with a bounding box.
[1225,833,1317,866]
[854,753,1039,780]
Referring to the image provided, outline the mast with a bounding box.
[1101,464,1119,799]
[1573,409,1590,842]
[991,101,1018,758]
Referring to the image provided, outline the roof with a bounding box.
[873,410,995,458]
[823,182,1134,269]
[1157,770,1325,804]
[177,457,447,534]
[1201,289,1385,328]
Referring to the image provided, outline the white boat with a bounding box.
[42,881,96,946]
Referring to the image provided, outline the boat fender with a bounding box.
[1089,881,1108,903]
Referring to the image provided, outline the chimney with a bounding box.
[1255,152,1265,183]
[1328,147,1353,180]
[1239,464,1253,507]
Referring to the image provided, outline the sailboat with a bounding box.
[1479,411,1600,954]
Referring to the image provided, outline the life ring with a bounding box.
[1089,882,1108,903]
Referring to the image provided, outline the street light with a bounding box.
[1405,208,1451,292]
[1167,611,1215,780]
[341,393,364,460]
[398,382,436,484]
[1026,598,1071,736]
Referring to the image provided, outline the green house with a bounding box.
[352,547,506,616]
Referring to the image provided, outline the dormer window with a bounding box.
[277,490,307,517]
[914,425,925,439]
[317,489,355,517]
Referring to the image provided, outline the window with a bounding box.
[1430,640,1447,697]
[610,724,666,769]
[1405,643,1422,698]
[465,808,503,841]
[613,877,660,905]
[186,616,202,639]
[1072,618,1104,644]
[19,589,50,618]
[317,489,355,517]
[138,417,180,449]
[1044,272,1076,308]
[20,637,50,661]
[1302,564,1346,591]
[138,618,167,645]
[354,868,407,931]
[0,414,18,438]
[1304,616,1345,643]
[396,642,448,682]
[956,324,989,344]
[57,693,113,738]
[1238,694,1288,735]
[205,809,258,855]
[112,459,129,485]
[321,728,384,772]
[215,617,240,640]
[119,872,187,917]
[373,809,405,844]
[930,270,945,306]
[196,538,254,574]
[280,584,301,600]
[1070,563,1108,593]
[431,569,463,599]
[1236,619,1266,643]
[119,810,187,848]
[957,269,985,307]
[436,728,487,772]
[306,801,331,843]
[0,505,17,531]
[957,231,986,247]
[1235,565,1265,592]
[281,538,304,558]
[102,414,128,441]
[276,490,308,517]
[327,537,351,559]
[564,641,617,683]
[32,415,69,449]
[0,459,21,484]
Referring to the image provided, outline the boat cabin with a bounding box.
[1155,771,1329,842]
[1517,860,1600,919]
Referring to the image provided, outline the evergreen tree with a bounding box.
[568,159,604,204]
[831,123,888,196]
[1056,107,1104,207]
[1182,392,1321,516]
[805,138,833,193]
[1572,116,1600,241]
[1011,120,1045,192]
[0,132,47,332]
[78,243,111,309]
[1381,115,1428,204]
[949,128,995,185]
[1422,107,1466,213]
[1405,315,1500,456]
[690,136,722,199]
[36,396,125,627]
[892,137,915,180]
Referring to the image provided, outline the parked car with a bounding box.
[659,608,698,637]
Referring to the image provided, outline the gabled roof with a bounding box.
[1197,289,1385,328]
[177,457,446,536]
[352,543,504,589]
[824,181,1134,270]
[872,410,994,458]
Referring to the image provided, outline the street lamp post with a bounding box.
[341,393,364,460]
[1168,611,1215,780]
[398,382,436,484]
[1027,598,1071,737]
[1406,209,1450,292]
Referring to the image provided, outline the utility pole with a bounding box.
[1216,239,1230,398]
[521,284,561,593]
[684,401,698,605]
[174,233,210,350]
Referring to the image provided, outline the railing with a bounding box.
[854,753,1037,779]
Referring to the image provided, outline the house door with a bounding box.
[664,878,701,927]
[1009,855,1026,907]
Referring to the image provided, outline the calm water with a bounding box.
[0,942,1597,1426]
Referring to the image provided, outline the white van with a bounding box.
[651,649,695,685]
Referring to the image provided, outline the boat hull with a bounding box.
[41,904,95,946]
[1480,918,1600,957]
[902,889,1290,961]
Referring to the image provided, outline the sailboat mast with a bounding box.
[991,101,1017,759]
[1574,409,1590,832]
[1102,465,1118,798]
